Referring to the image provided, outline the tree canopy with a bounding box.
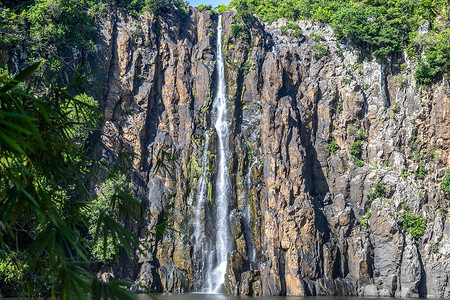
[228,0,449,82]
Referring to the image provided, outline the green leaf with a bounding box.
[0,62,41,93]
[0,128,25,154]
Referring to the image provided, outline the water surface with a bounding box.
[143,295,388,300]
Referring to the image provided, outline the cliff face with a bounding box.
[88,7,450,297]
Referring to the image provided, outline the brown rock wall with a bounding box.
[88,7,450,297]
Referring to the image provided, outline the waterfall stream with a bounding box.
[206,15,232,293]
[192,15,256,294]
[192,132,210,291]
[244,158,258,263]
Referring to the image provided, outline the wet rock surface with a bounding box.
[87,7,450,297]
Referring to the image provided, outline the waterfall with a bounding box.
[193,133,210,248]
[205,15,232,293]
[192,132,210,290]
[243,158,258,263]
[192,14,256,294]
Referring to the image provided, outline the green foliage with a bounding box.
[355,157,364,167]
[0,63,150,299]
[360,211,371,227]
[287,22,300,30]
[242,59,250,76]
[411,149,424,162]
[313,44,329,60]
[231,23,243,37]
[414,26,450,84]
[349,126,365,166]
[424,147,441,162]
[292,28,303,37]
[207,181,213,203]
[415,164,427,179]
[1,0,188,55]
[347,124,357,136]
[177,5,189,22]
[367,181,387,203]
[232,0,255,25]
[310,32,324,42]
[438,205,448,214]
[401,168,409,180]
[28,0,96,51]
[415,59,440,84]
[216,4,227,13]
[395,73,407,88]
[0,253,27,283]
[358,129,367,141]
[228,0,448,80]
[361,219,367,227]
[330,1,410,61]
[440,171,450,198]
[327,140,339,154]
[336,98,343,113]
[402,212,426,240]
[88,1,109,20]
[381,160,392,168]
[407,135,417,149]
[197,4,212,11]
[125,0,188,16]
[432,245,439,253]
[85,174,131,261]
[350,140,362,157]
[336,41,343,58]
[392,102,399,113]
[279,22,302,37]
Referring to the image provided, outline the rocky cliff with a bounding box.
[87,6,450,297]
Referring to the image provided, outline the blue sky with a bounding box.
[188,0,231,7]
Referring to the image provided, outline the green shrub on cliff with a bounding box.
[231,23,243,37]
[440,171,450,198]
[313,44,329,60]
[415,164,427,179]
[414,26,450,84]
[327,140,339,154]
[402,212,426,240]
[367,181,387,203]
[350,140,362,157]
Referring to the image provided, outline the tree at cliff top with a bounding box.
[229,0,449,82]
[0,61,152,299]
[0,0,187,54]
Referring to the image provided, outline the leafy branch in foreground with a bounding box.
[0,62,151,299]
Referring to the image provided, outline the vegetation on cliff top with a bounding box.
[1,0,448,83]
[228,0,449,84]
[0,0,188,54]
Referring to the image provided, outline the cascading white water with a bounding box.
[243,158,258,262]
[205,14,232,293]
[193,133,210,248]
[192,132,210,291]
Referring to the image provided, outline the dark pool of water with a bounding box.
[6,294,390,300]
[142,295,388,300]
